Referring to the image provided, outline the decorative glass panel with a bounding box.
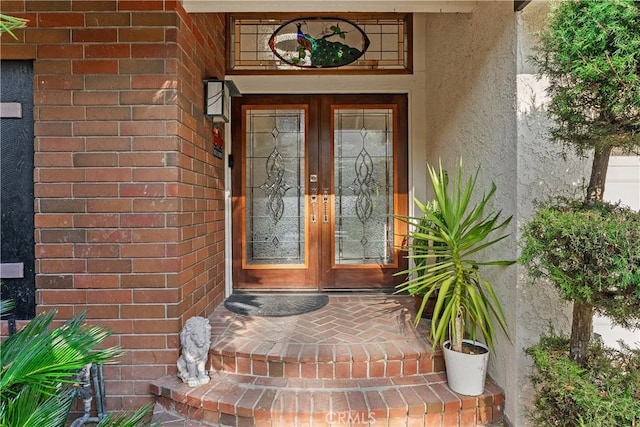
[245,109,305,265]
[229,14,411,73]
[334,108,394,265]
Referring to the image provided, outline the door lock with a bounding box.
[309,174,318,183]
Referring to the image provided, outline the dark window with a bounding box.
[1,60,35,319]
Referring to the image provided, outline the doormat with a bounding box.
[223,293,329,317]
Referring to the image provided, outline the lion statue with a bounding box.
[177,316,212,387]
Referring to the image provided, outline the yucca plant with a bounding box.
[0,13,28,39]
[396,160,513,353]
[0,305,153,427]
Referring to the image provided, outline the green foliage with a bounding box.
[0,13,28,39]
[530,0,640,154]
[520,199,640,328]
[395,160,513,353]
[0,310,153,427]
[526,331,640,426]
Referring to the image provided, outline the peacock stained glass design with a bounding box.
[269,18,370,68]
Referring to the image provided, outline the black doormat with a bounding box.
[223,293,329,317]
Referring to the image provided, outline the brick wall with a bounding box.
[0,0,226,409]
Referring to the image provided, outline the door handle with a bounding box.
[322,189,329,223]
[310,188,318,223]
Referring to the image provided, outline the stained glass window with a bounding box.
[228,14,412,74]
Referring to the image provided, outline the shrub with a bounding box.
[520,199,640,329]
[526,332,640,426]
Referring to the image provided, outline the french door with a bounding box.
[231,94,408,290]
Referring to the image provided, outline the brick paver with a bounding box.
[151,294,505,426]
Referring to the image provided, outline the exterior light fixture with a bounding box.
[204,78,241,122]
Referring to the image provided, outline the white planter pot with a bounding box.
[443,339,490,396]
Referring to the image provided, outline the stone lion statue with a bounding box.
[177,316,212,387]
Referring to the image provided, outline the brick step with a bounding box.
[150,372,504,427]
[209,340,445,380]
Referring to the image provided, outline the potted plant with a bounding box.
[396,160,513,395]
[403,200,442,319]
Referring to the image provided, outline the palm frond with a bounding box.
[0,310,121,398]
[0,13,28,39]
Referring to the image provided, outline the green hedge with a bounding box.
[526,332,640,426]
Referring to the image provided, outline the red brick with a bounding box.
[87,229,131,243]
[38,44,83,59]
[39,106,84,121]
[73,59,118,74]
[87,259,132,273]
[132,105,179,121]
[35,214,73,228]
[0,44,38,59]
[37,136,82,152]
[73,153,118,167]
[133,167,179,182]
[37,75,84,90]
[84,12,129,26]
[86,289,132,304]
[121,274,166,288]
[119,59,165,74]
[72,28,117,43]
[75,274,120,289]
[38,290,87,304]
[34,60,72,74]
[120,213,165,228]
[118,1,164,10]
[85,75,130,90]
[0,1,26,13]
[131,12,177,26]
[120,121,167,136]
[133,199,179,212]
[36,242,74,258]
[34,152,73,167]
[72,1,117,12]
[26,1,71,11]
[35,91,73,106]
[132,288,180,304]
[85,168,132,183]
[87,105,132,121]
[121,243,165,258]
[40,259,86,273]
[132,258,179,273]
[121,334,167,349]
[36,274,74,289]
[85,44,130,58]
[73,183,119,197]
[121,304,166,319]
[119,183,165,197]
[39,229,86,243]
[40,198,85,213]
[133,319,180,334]
[119,27,165,42]
[73,121,118,136]
[131,44,178,59]
[38,12,84,27]
[85,137,131,151]
[39,168,85,182]
[87,198,132,213]
[120,90,165,106]
[26,28,71,44]
[74,243,120,258]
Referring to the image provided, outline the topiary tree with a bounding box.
[528,0,640,364]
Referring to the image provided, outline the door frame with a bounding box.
[229,93,408,291]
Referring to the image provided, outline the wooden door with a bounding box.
[231,94,407,290]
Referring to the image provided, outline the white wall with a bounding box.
[595,155,640,348]
[422,2,520,422]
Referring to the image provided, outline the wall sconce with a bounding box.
[204,78,241,122]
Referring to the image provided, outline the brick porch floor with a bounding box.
[151,294,504,426]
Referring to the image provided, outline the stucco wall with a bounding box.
[422,2,519,422]
[515,2,592,425]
